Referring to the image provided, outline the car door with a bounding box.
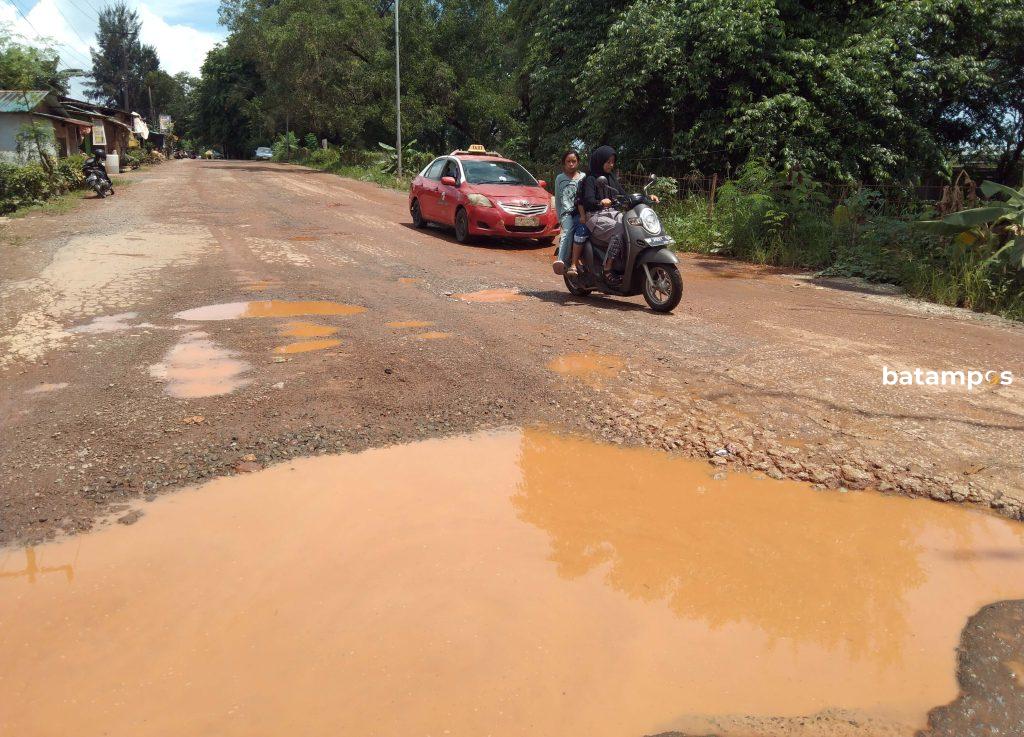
[435,159,463,225]
[417,158,447,220]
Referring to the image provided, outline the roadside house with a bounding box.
[0,90,93,163]
[59,97,136,159]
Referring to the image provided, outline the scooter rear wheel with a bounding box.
[642,264,683,312]
[564,272,592,297]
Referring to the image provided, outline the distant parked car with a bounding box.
[254,147,273,160]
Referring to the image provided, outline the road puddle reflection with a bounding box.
[149,331,251,398]
[279,321,339,338]
[454,288,525,303]
[3,429,1024,737]
[547,352,624,381]
[175,300,366,320]
[274,338,342,354]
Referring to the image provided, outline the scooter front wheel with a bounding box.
[564,272,592,297]
[642,263,683,312]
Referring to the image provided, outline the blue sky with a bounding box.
[2,0,226,98]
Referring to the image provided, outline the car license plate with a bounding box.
[515,216,539,227]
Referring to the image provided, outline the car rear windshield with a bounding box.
[462,160,537,186]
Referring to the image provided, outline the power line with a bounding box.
[3,0,94,69]
[64,0,99,25]
[46,0,96,52]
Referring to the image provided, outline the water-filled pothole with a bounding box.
[547,352,625,380]
[454,288,525,303]
[3,429,1023,736]
[274,338,342,354]
[149,331,251,398]
[175,300,366,320]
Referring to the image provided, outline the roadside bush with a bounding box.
[659,158,1024,320]
[122,150,144,169]
[306,148,340,169]
[271,132,299,161]
[55,154,86,190]
[0,162,55,213]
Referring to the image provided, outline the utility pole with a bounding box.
[395,0,401,178]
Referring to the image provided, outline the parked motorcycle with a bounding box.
[83,155,114,199]
[564,174,682,312]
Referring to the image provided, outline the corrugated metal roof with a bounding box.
[0,90,48,112]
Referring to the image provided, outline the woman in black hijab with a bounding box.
[580,145,628,282]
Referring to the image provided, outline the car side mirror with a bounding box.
[537,179,547,189]
[441,176,456,187]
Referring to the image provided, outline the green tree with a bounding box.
[86,2,159,112]
[0,24,81,93]
[193,42,266,157]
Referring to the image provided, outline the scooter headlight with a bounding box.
[640,208,662,234]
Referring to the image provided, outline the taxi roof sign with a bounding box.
[450,146,503,157]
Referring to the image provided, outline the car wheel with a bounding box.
[454,208,472,243]
[411,199,427,228]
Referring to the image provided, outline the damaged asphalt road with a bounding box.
[1,160,1024,735]
[2,160,1022,545]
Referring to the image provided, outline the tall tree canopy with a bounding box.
[86,2,159,112]
[191,0,1024,182]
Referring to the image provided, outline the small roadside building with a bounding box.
[59,97,136,159]
[0,90,93,163]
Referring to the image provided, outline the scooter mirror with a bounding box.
[597,176,607,184]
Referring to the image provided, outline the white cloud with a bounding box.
[0,0,93,72]
[135,2,224,76]
[1,0,223,82]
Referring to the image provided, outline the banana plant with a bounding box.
[377,139,419,175]
[919,181,1024,269]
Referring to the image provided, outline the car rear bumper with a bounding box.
[467,206,559,239]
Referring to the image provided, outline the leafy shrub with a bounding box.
[272,132,299,160]
[0,162,56,213]
[307,148,340,169]
[378,139,431,174]
[122,150,145,169]
[55,154,86,190]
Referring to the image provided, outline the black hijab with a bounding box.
[589,145,617,177]
[583,145,624,204]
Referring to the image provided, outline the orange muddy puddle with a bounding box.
[279,321,339,338]
[148,331,251,398]
[454,287,525,303]
[386,320,435,328]
[273,338,342,354]
[175,300,366,321]
[547,352,625,381]
[4,429,1024,737]
[398,277,421,284]
[416,331,451,340]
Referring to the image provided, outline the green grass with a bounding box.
[9,188,85,218]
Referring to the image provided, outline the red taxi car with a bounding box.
[409,146,558,244]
